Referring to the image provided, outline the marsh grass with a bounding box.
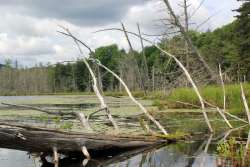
[149,84,250,114]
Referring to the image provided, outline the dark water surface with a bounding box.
[0,141,216,167]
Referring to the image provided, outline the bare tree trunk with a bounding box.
[162,0,219,83]
[137,23,149,91]
[91,59,168,135]
[219,64,226,111]
[152,66,155,91]
[217,64,233,128]
[121,23,146,93]
[97,65,103,93]
[241,83,250,124]
[59,28,119,132]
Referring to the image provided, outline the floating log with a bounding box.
[0,123,167,156]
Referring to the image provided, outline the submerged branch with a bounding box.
[1,102,93,131]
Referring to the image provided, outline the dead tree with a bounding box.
[95,27,214,132]
[90,58,168,135]
[161,0,219,83]
[121,23,146,93]
[241,83,250,124]
[58,27,119,132]
[137,23,150,91]
[58,30,168,135]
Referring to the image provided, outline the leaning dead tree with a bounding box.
[161,0,219,83]
[59,30,168,135]
[121,23,146,93]
[95,26,250,132]
[90,58,168,135]
[58,26,119,132]
[241,83,250,124]
[95,27,213,132]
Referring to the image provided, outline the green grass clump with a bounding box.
[166,84,250,114]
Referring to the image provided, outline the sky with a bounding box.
[0,0,242,67]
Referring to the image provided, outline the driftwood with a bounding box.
[0,123,166,155]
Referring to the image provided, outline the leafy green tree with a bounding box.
[235,0,250,79]
[93,44,122,90]
[74,60,89,91]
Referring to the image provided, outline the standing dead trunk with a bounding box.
[183,0,190,72]
[121,23,146,93]
[137,23,149,92]
[162,0,219,83]
[219,64,226,111]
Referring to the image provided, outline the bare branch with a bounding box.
[241,83,250,124]
[59,27,119,132]
[90,58,168,135]
[94,27,213,132]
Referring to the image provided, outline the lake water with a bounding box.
[0,95,249,166]
[0,140,222,167]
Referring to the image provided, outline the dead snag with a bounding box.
[217,64,233,128]
[94,28,213,132]
[121,23,145,94]
[219,64,226,111]
[241,83,250,124]
[90,58,168,135]
[58,27,119,132]
[162,0,219,83]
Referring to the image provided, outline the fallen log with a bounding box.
[0,123,167,156]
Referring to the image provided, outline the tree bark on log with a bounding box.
[0,123,166,154]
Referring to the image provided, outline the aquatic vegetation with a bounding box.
[38,115,50,127]
[60,122,74,131]
[217,137,250,166]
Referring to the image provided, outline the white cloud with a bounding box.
[0,0,241,67]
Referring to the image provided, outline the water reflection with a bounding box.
[0,139,235,167]
[1,127,250,167]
